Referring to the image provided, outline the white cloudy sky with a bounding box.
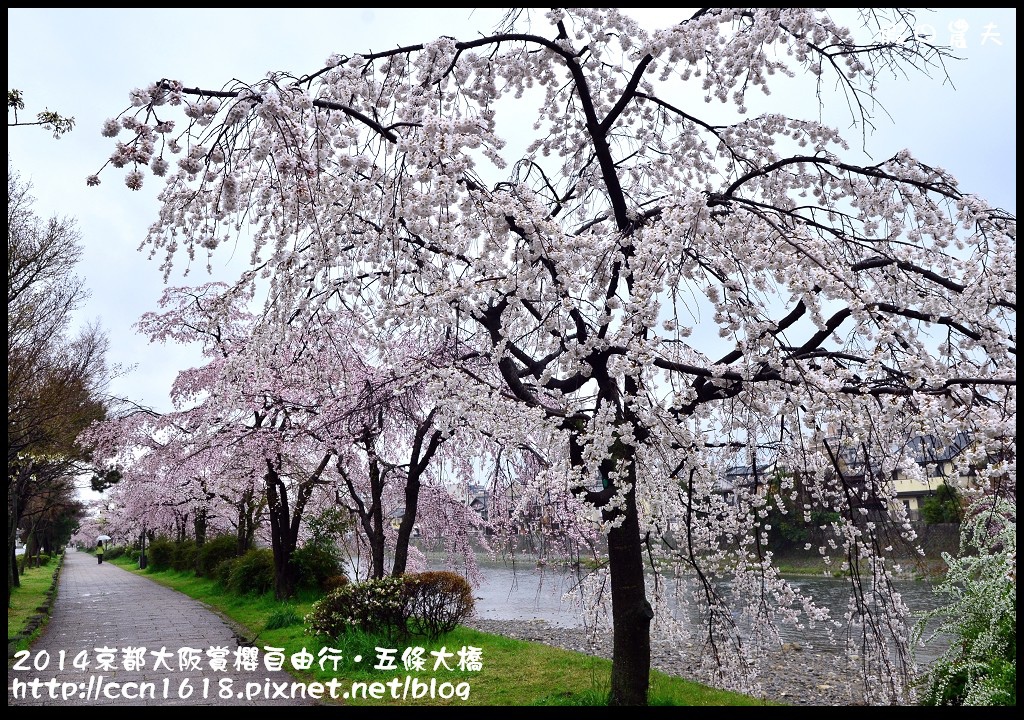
[7,7,1017,415]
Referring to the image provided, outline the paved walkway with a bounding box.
[8,548,320,706]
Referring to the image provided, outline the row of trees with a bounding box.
[7,92,112,602]
[81,8,1015,706]
[77,283,512,597]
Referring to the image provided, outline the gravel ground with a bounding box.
[463,618,881,706]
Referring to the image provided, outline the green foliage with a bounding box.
[404,570,475,640]
[771,509,841,544]
[227,548,275,596]
[292,540,343,590]
[306,507,354,544]
[103,545,124,560]
[760,472,841,547]
[264,605,303,630]
[171,540,198,573]
[914,498,1016,706]
[305,575,411,640]
[305,571,475,641]
[921,483,963,525]
[8,88,75,138]
[17,552,52,573]
[146,537,175,571]
[90,466,123,493]
[213,556,238,588]
[197,534,238,577]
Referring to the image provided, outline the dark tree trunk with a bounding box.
[265,457,298,600]
[368,456,386,579]
[567,412,652,706]
[194,507,208,547]
[606,460,652,706]
[392,416,442,576]
[339,434,388,580]
[265,452,328,599]
[391,475,419,577]
[236,507,248,556]
[233,487,259,555]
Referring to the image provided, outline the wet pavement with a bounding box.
[7,548,320,706]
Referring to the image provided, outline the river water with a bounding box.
[462,559,951,664]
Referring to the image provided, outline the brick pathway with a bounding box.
[7,548,320,706]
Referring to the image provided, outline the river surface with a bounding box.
[459,559,951,663]
[344,552,951,663]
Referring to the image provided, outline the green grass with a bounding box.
[8,557,61,652]
[106,553,781,706]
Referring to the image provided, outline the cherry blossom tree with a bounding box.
[92,8,1015,705]
[83,281,494,593]
[325,335,488,581]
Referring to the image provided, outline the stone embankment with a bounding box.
[464,618,881,706]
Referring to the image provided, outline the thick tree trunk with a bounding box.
[265,459,298,600]
[265,452,327,599]
[194,507,208,547]
[606,476,652,705]
[368,457,386,579]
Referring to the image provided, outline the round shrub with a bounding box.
[404,571,475,640]
[292,542,343,590]
[146,538,175,571]
[227,548,275,596]
[306,575,410,640]
[198,534,239,577]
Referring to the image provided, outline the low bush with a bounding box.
[103,546,125,561]
[198,534,239,577]
[405,571,475,640]
[17,552,54,572]
[146,538,175,571]
[171,540,199,573]
[265,605,303,630]
[305,571,475,641]
[322,574,350,593]
[914,497,1016,706]
[227,548,275,596]
[292,541,343,590]
[306,575,409,640]
[214,557,238,588]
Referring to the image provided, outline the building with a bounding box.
[715,431,978,522]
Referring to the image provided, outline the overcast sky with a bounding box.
[7,8,1017,417]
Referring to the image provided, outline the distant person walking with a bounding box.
[96,540,104,564]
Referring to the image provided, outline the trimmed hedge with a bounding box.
[405,571,475,640]
[306,571,475,641]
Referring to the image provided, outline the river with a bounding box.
[460,558,951,664]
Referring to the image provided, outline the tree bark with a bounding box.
[265,457,298,599]
[606,462,652,705]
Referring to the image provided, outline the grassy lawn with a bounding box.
[7,557,61,653]
[107,554,779,706]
